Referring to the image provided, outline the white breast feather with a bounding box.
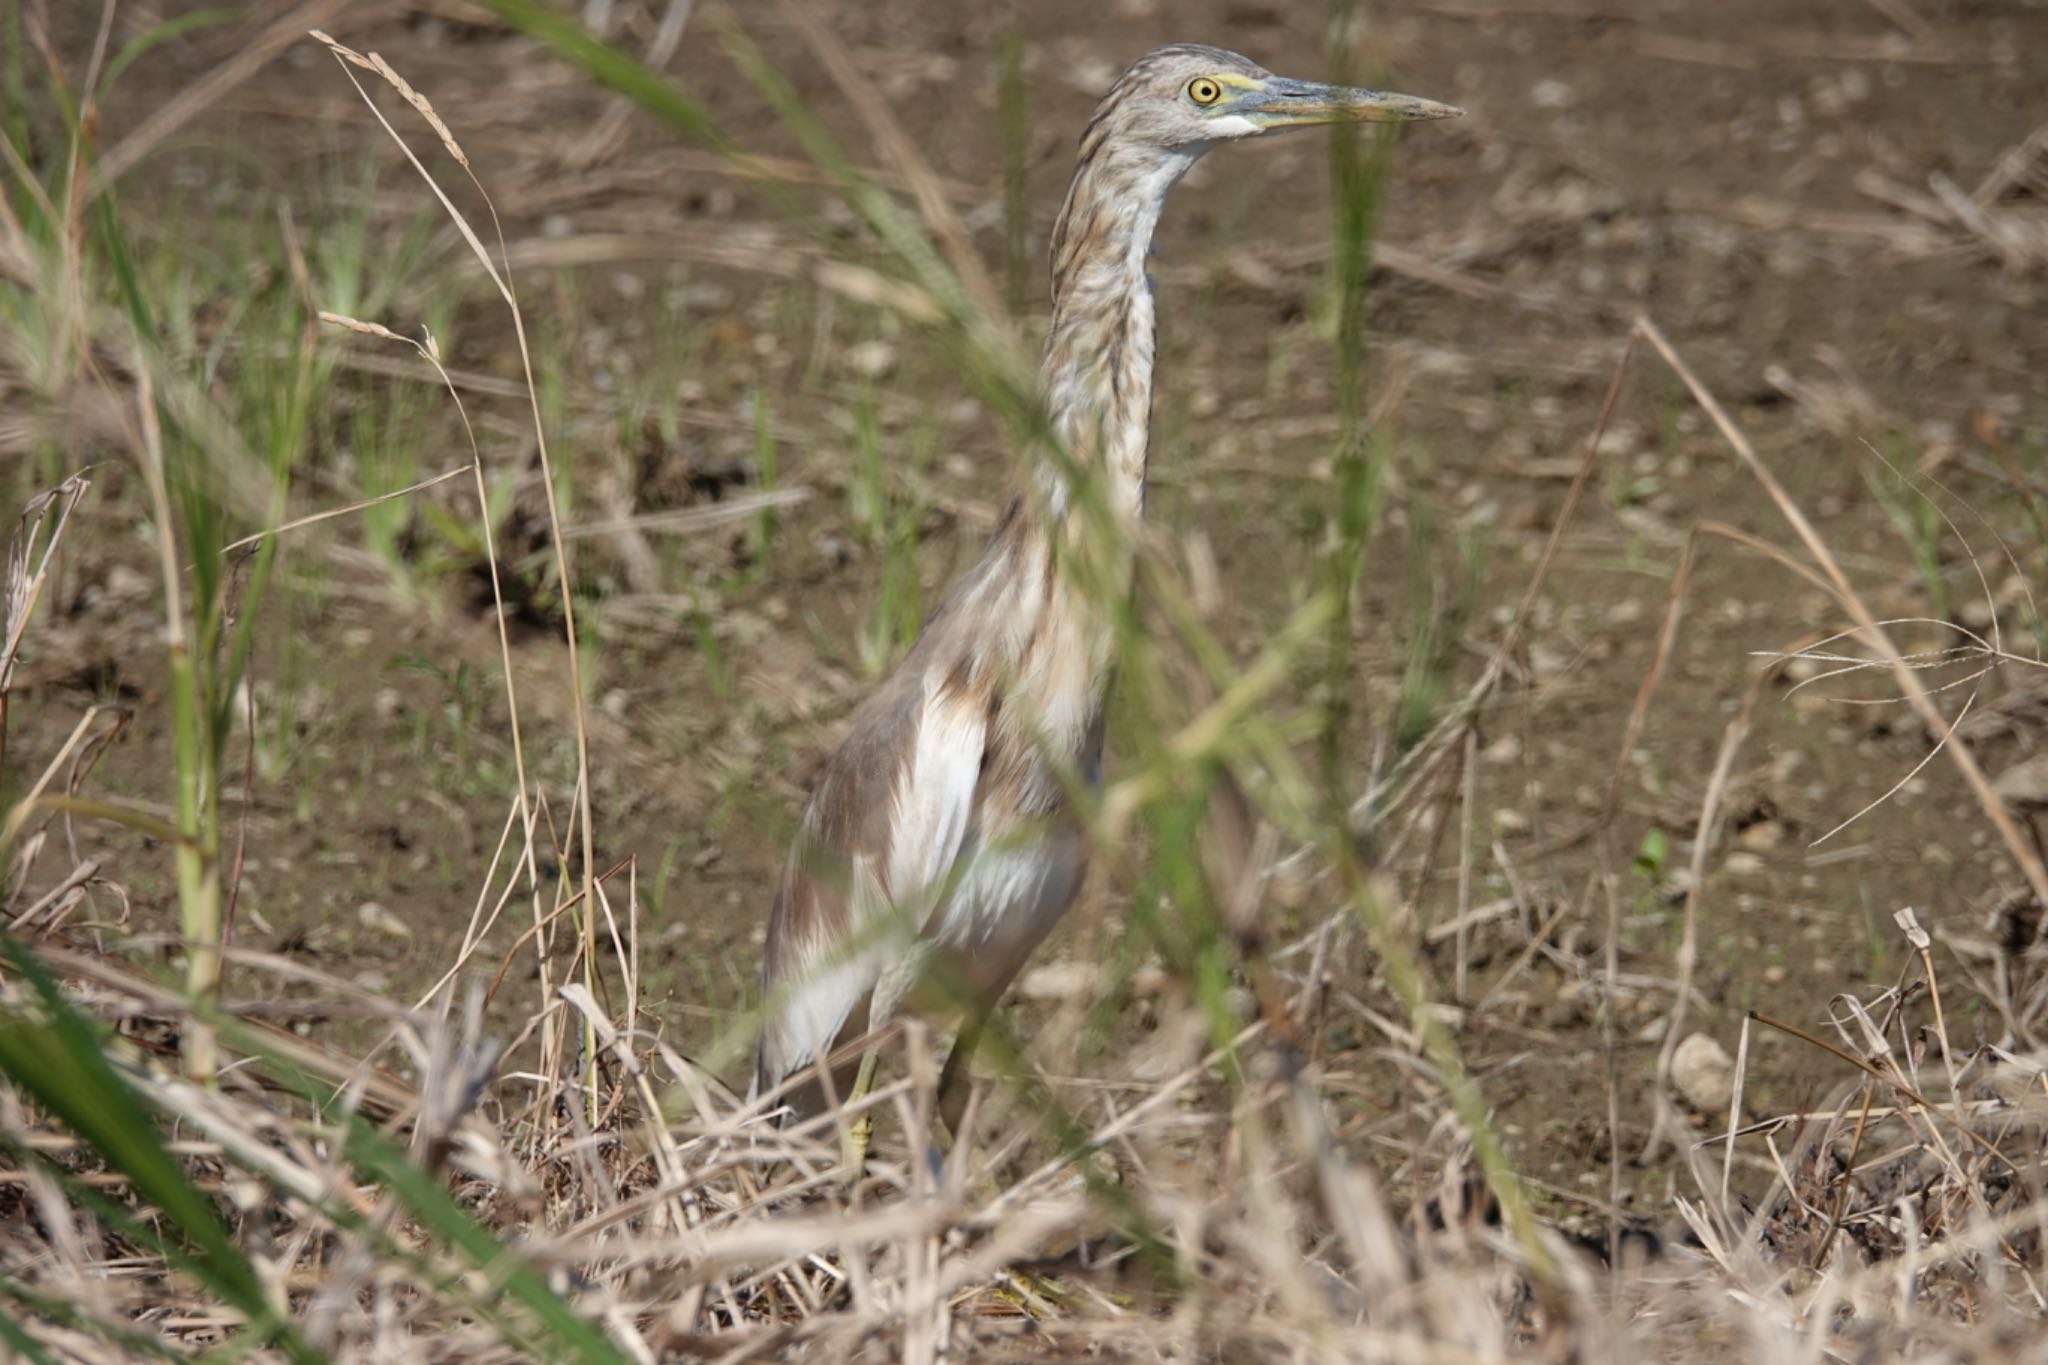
[767,850,895,1082]
[887,681,985,912]
[932,844,1059,951]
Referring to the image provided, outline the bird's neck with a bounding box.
[1036,143,1200,526]
[938,147,1198,738]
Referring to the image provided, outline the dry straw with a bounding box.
[3,9,2048,1363]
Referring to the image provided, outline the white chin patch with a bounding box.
[1203,113,1264,140]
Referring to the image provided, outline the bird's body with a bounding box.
[754,45,1459,1124]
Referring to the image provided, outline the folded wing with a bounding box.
[753,655,987,1111]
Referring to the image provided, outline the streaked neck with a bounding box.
[1037,142,1200,524]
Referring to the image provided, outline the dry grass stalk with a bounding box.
[312,306,548,1035]
[0,472,89,700]
[307,33,610,1105]
[1631,316,2048,909]
[772,0,1007,326]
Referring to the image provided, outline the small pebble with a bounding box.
[1737,820,1787,852]
[1672,1031,1736,1113]
[357,901,411,940]
[846,338,898,379]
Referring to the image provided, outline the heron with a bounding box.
[753,44,1460,1158]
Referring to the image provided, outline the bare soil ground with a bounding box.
[10,0,2048,1257]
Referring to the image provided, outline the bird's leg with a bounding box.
[935,1010,989,1142]
[841,1045,880,1176]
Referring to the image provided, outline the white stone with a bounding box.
[356,901,412,941]
[1672,1031,1736,1113]
[846,338,898,379]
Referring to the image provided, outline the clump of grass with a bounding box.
[0,6,329,1081]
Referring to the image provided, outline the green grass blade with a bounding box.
[1315,7,1396,801]
[96,9,240,102]
[0,1154,272,1362]
[0,940,315,1362]
[336,1115,629,1365]
[997,27,1032,314]
[2,0,31,171]
[470,0,726,148]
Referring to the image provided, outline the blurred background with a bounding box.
[4,0,2046,1233]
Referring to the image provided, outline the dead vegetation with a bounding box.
[3,0,2048,1360]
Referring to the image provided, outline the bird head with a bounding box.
[1092,45,1462,153]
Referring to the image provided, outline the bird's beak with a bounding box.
[1237,76,1463,128]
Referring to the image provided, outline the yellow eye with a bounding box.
[1187,77,1223,106]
